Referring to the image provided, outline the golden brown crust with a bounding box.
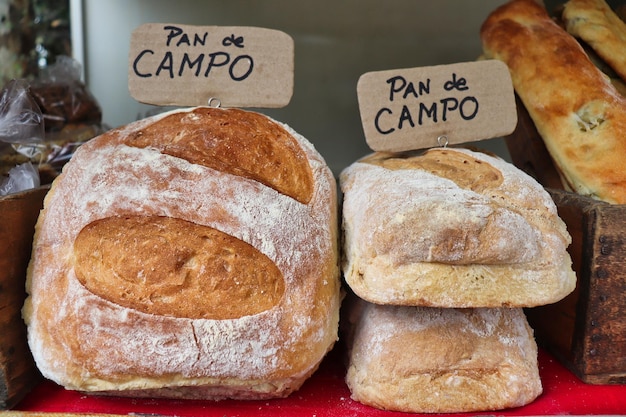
[123,107,314,204]
[73,215,284,320]
[563,0,626,82]
[344,297,542,413]
[481,0,626,204]
[24,107,341,399]
[362,148,504,193]
[340,147,576,307]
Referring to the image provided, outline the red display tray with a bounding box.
[14,345,626,416]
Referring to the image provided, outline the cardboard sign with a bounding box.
[357,60,517,152]
[129,24,294,108]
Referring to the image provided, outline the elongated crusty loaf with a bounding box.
[23,107,342,399]
[340,147,575,307]
[481,0,626,204]
[563,0,626,83]
[343,297,542,413]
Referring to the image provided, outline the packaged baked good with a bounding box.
[0,57,104,188]
[0,79,44,195]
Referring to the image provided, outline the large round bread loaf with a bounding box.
[340,147,576,307]
[23,106,342,399]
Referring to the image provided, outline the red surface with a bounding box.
[15,346,626,416]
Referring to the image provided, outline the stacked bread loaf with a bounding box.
[340,147,577,413]
[23,106,342,400]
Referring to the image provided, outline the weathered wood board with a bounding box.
[528,189,626,384]
[506,99,626,384]
[0,187,48,408]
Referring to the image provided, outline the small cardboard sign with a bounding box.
[357,60,517,152]
[128,24,294,108]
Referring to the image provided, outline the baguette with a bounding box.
[481,0,626,203]
[563,0,626,83]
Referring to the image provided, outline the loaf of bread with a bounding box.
[481,0,626,204]
[340,147,576,307]
[343,296,542,413]
[23,106,342,399]
[562,0,626,83]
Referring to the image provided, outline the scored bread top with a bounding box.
[350,148,564,265]
[364,147,504,196]
[73,215,285,320]
[123,107,314,204]
[67,107,308,323]
[24,106,341,395]
[340,147,576,307]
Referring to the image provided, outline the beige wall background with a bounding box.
[75,0,512,174]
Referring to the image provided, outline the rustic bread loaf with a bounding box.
[23,106,341,399]
[563,0,626,83]
[481,0,626,204]
[343,296,542,413]
[340,147,576,307]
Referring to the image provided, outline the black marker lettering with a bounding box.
[164,26,183,47]
[155,51,175,79]
[417,79,430,96]
[444,73,468,91]
[402,82,419,100]
[374,107,395,135]
[418,102,437,125]
[439,97,458,122]
[133,49,154,77]
[398,105,415,129]
[179,53,204,77]
[193,33,208,46]
[229,55,254,81]
[177,33,191,47]
[459,96,479,120]
[204,52,230,77]
[387,76,406,102]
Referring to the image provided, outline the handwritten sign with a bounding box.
[357,60,517,152]
[128,24,294,108]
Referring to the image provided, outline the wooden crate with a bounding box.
[0,186,48,409]
[506,99,626,384]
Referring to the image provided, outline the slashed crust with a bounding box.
[24,107,341,399]
[340,147,575,307]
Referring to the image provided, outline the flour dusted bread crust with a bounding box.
[340,147,575,307]
[481,0,626,204]
[343,297,542,413]
[23,107,341,399]
[340,147,553,412]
